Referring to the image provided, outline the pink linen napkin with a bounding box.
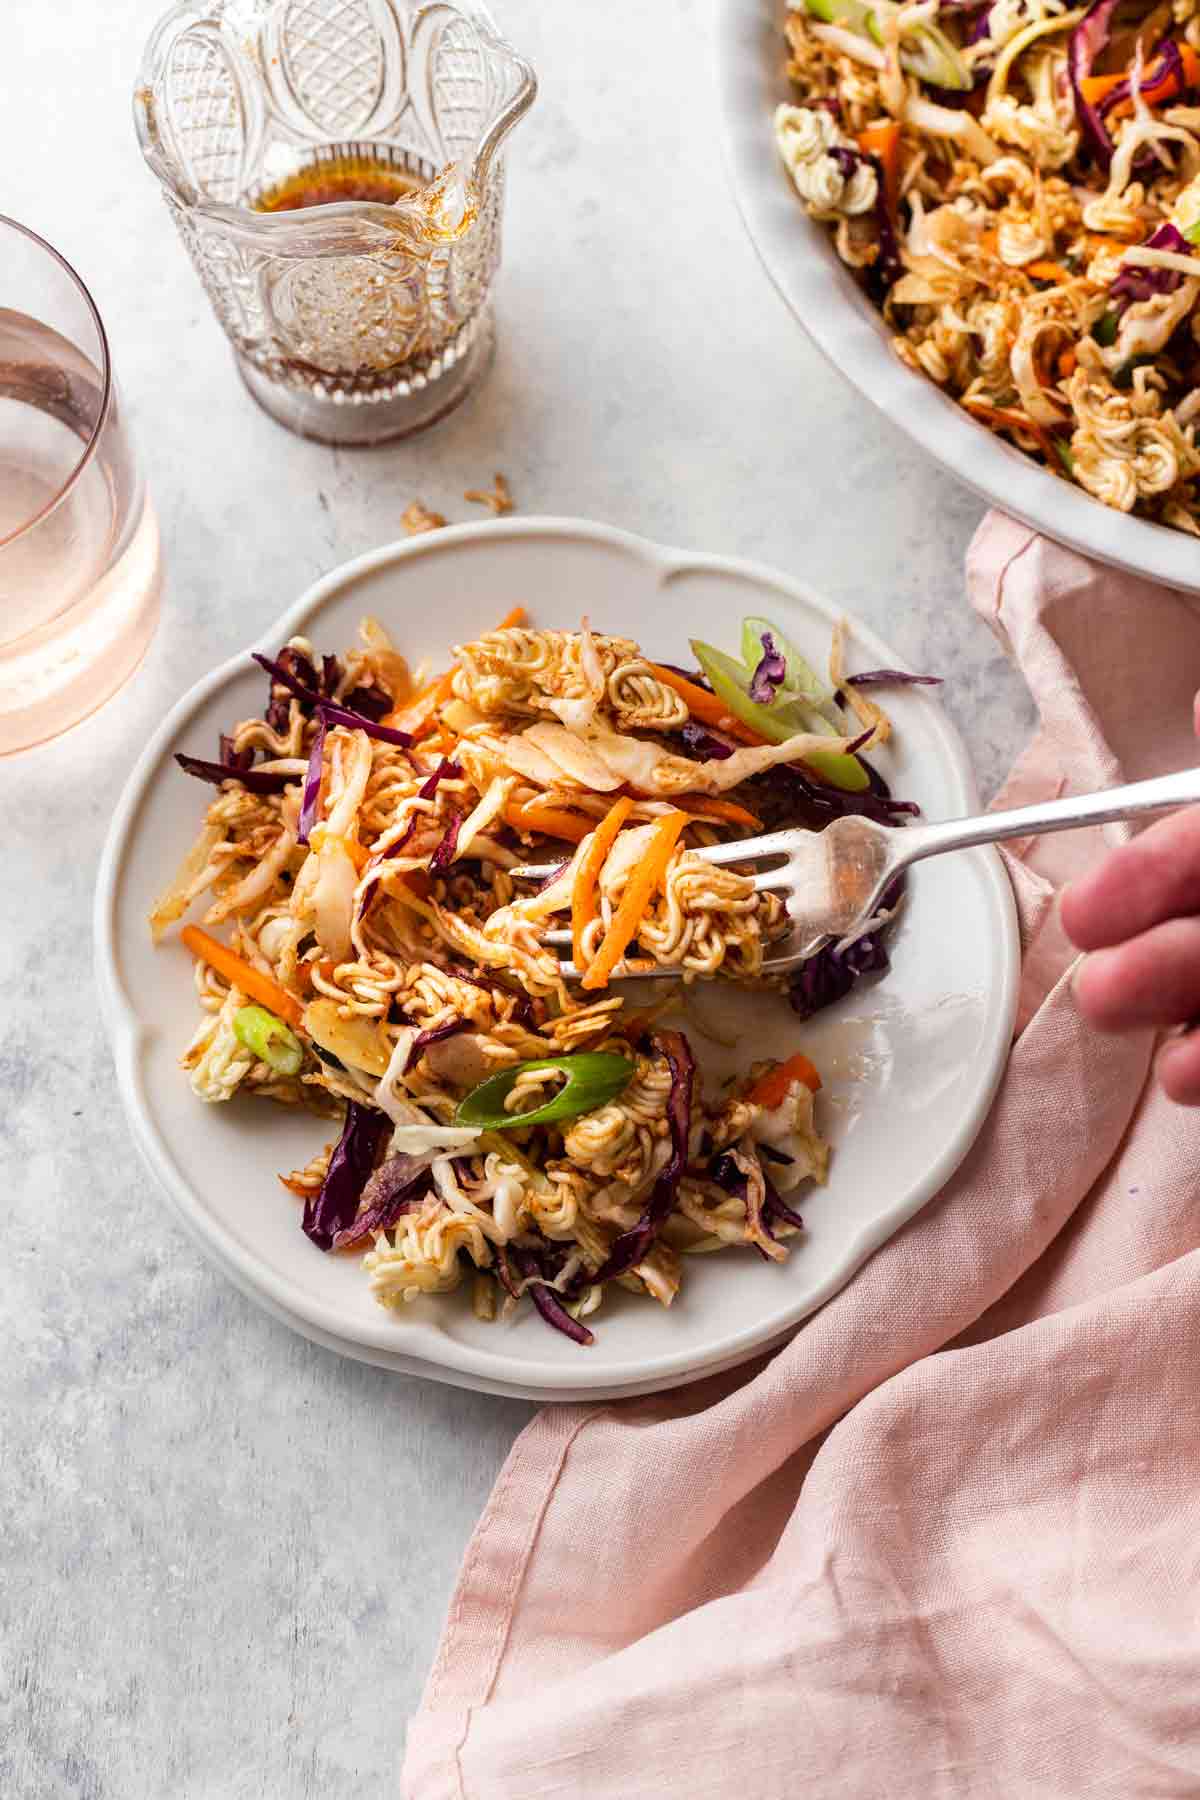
[404,514,1200,1800]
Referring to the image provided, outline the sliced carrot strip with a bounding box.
[1080,44,1200,114]
[1026,260,1070,284]
[963,399,1054,457]
[279,1173,315,1198]
[423,724,459,757]
[180,925,304,1029]
[580,812,687,992]
[496,606,527,630]
[646,664,764,746]
[1079,71,1122,104]
[1057,347,1078,379]
[748,1051,822,1109]
[503,798,594,844]
[681,796,763,831]
[571,797,634,973]
[1087,232,1138,254]
[382,670,454,735]
[309,828,371,872]
[858,121,901,214]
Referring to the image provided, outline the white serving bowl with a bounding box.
[715,0,1200,591]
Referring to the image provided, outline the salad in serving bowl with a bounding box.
[771,0,1200,532]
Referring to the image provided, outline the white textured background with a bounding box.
[1,2,1035,1795]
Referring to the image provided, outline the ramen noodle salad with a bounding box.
[773,0,1200,530]
[152,610,926,1344]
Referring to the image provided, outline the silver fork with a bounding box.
[509,766,1200,980]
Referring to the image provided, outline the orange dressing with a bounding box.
[253,156,425,213]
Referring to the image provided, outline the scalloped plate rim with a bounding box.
[94,516,1019,1397]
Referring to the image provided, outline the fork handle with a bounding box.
[893,765,1200,871]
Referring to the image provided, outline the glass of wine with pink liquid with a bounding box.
[0,217,161,754]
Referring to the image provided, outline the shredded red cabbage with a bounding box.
[219,734,253,772]
[303,1103,392,1250]
[747,761,913,1019]
[534,858,571,893]
[839,147,903,294]
[966,4,994,45]
[680,721,736,760]
[707,1149,778,1259]
[255,650,324,714]
[746,758,920,833]
[655,662,713,693]
[388,812,423,859]
[297,713,327,846]
[762,1170,805,1233]
[255,652,411,743]
[1069,0,1122,166]
[1098,38,1185,125]
[428,811,462,873]
[315,701,412,745]
[340,683,392,721]
[588,1030,695,1285]
[297,701,414,849]
[418,758,463,799]
[788,919,893,1020]
[402,1017,469,1073]
[510,1246,595,1346]
[710,1151,747,1197]
[495,1245,520,1298]
[847,668,943,687]
[329,1152,432,1251]
[748,631,788,704]
[175,752,297,794]
[1111,222,1193,309]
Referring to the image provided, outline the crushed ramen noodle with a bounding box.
[773,0,1200,530]
[152,609,921,1344]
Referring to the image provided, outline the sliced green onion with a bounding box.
[1093,310,1119,347]
[892,19,972,89]
[1051,437,1075,476]
[740,615,842,730]
[805,0,872,28]
[234,1004,305,1076]
[804,0,970,89]
[691,639,870,792]
[802,748,871,792]
[692,639,815,743]
[454,1054,635,1131]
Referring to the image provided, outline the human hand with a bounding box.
[1061,697,1200,1104]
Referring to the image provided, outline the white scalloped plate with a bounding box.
[95,519,1017,1401]
[716,0,1200,592]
